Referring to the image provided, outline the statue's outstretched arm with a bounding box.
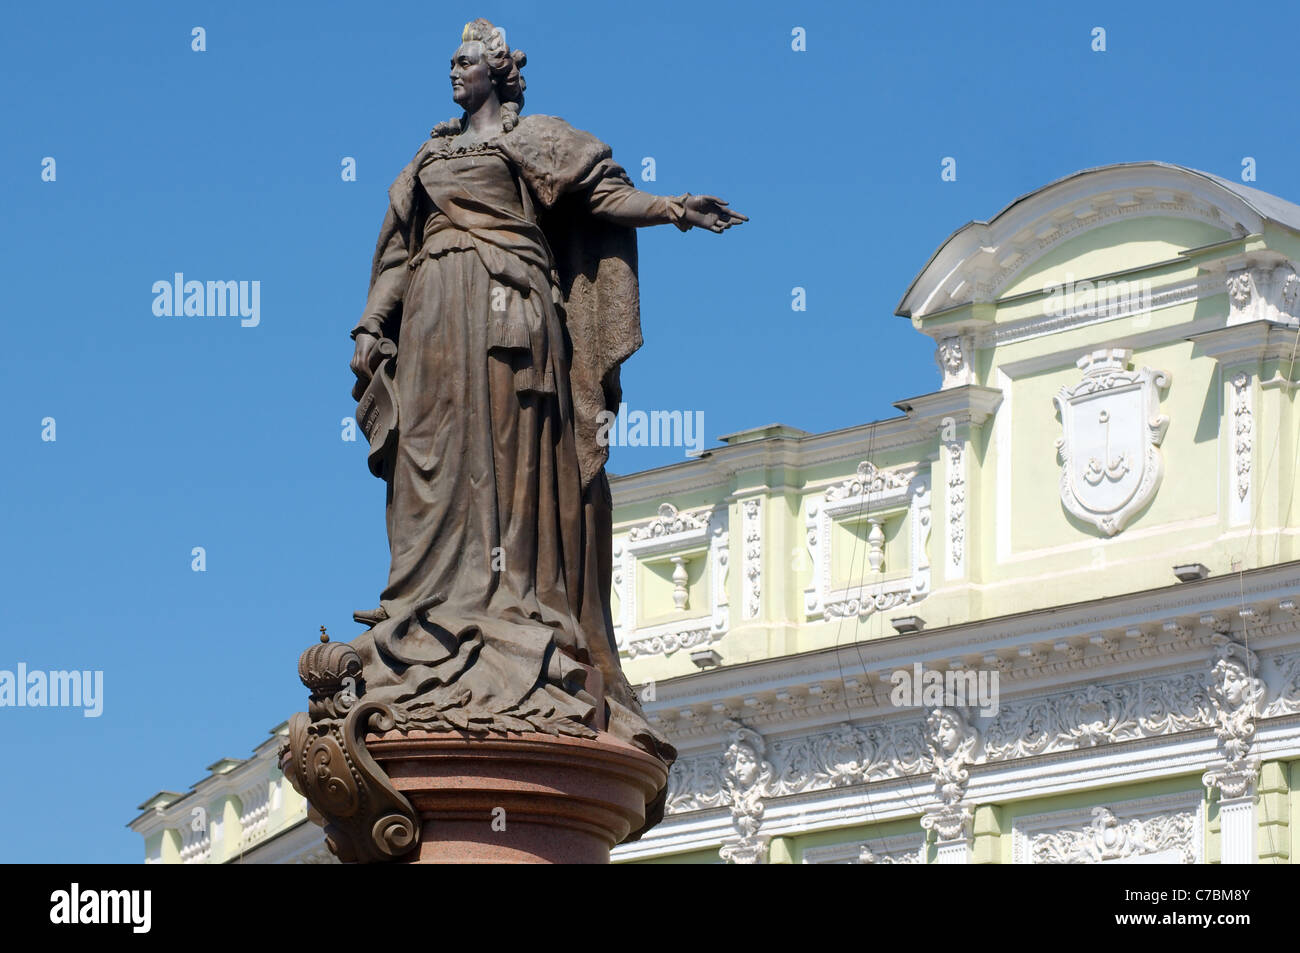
[579,158,747,233]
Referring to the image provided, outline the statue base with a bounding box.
[366,727,669,864]
[282,635,665,864]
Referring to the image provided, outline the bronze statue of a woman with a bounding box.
[344,18,745,836]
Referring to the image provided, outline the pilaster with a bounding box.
[1257,761,1290,864]
[971,803,1005,864]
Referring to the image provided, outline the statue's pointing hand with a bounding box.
[682,194,748,233]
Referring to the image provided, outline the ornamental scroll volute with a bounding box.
[280,634,419,864]
[1054,348,1170,536]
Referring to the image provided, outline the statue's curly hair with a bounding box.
[432,18,527,137]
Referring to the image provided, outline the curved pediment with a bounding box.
[896,162,1300,320]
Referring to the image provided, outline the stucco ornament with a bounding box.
[718,721,773,864]
[1030,805,1197,864]
[920,706,978,842]
[1202,635,1265,798]
[1054,348,1170,536]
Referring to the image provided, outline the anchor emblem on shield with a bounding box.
[1082,409,1133,485]
[1054,348,1170,536]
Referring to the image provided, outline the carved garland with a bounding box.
[1013,794,1202,864]
[664,647,1288,817]
[655,628,1300,866]
[1232,371,1252,505]
[742,498,762,620]
[945,442,965,570]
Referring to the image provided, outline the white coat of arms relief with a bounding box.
[1054,348,1171,536]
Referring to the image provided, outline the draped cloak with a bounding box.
[349,114,678,839]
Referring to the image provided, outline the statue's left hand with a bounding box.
[682,194,748,233]
[351,331,379,401]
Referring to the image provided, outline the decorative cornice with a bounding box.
[977,273,1220,349]
[893,385,1004,432]
[642,564,1300,746]
[897,165,1266,321]
[1188,318,1300,366]
[610,418,932,509]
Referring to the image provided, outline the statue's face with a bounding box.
[730,743,758,787]
[450,41,494,111]
[936,714,960,754]
[1222,663,1248,706]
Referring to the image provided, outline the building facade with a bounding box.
[132,162,1300,863]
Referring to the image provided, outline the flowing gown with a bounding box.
[350,126,682,775]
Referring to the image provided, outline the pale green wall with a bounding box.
[1001,217,1233,299]
[616,207,1300,689]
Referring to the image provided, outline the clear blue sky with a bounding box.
[3,0,1299,862]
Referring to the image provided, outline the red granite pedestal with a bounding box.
[366,728,669,864]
